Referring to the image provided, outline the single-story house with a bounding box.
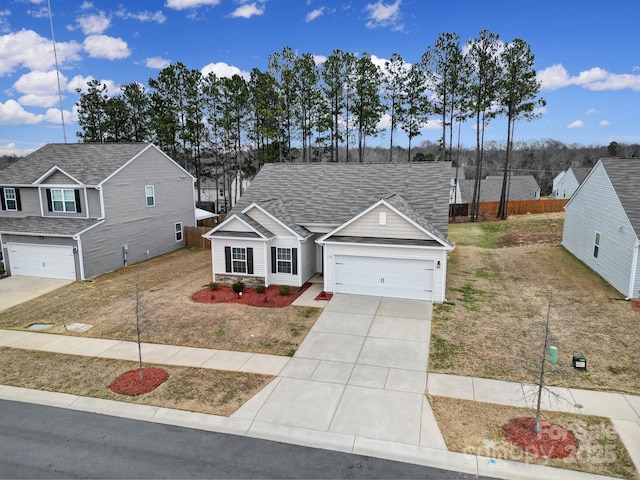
[562,158,640,299]
[0,143,196,281]
[551,166,591,199]
[457,175,541,203]
[203,163,454,302]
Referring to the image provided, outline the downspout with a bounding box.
[73,234,86,281]
[627,238,640,300]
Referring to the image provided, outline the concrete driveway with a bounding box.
[0,276,73,312]
[233,294,447,450]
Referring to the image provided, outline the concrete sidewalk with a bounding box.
[0,291,639,479]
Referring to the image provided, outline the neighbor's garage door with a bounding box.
[7,243,76,280]
[334,255,433,301]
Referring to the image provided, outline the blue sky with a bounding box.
[1,0,639,156]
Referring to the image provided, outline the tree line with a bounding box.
[76,30,545,219]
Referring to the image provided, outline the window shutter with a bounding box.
[15,188,21,211]
[0,189,5,210]
[46,189,52,211]
[224,246,232,273]
[75,189,82,213]
[292,248,298,275]
[271,247,277,274]
[247,248,254,274]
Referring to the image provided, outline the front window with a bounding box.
[4,188,17,211]
[52,189,76,212]
[232,247,247,273]
[277,247,292,274]
[594,232,601,258]
[145,185,155,207]
[175,222,183,242]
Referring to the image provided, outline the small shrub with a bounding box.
[208,281,219,291]
[232,281,245,293]
[279,285,290,296]
[255,284,266,293]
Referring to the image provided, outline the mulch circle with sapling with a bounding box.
[109,368,169,396]
[502,417,578,459]
[192,283,311,308]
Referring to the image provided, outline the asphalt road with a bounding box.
[0,399,495,479]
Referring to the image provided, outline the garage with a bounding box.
[334,255,433,301]
[7,243,76,280]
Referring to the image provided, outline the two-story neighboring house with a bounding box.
[0,143,196,281]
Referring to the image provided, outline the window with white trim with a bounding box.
[277,247,292,274]
[145,185,155,207]
[3,188,17,211]
[52,188,76,212]
[175,222,183,242]
[593,232,601,258]
[232,247,247,273]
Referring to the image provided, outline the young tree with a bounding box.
[496,38,545,219]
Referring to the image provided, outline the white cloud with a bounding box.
[0,99,44,125]
[0,142,35,156]
[364,0,402,30]
[66,75,120,96]
[83,35,131,60]
[13,70,66,95]
[538,64,640,92]
[27,7,50,19]
[18,94,60,107]
[115,9,167,23]
[77,11,111,35]
[313,54,327,66]
[0,30,82,76]
[585,108,599,115]
[201,61,250,80]
[230,2,265,18]
[146,56,171,69]
[0,9,11,33]
[80,1,93,9]
[599,120,611,126]
[305,7,324,22]
[165,0,221,10]
[44,107,72,124]
[567,120,584,129]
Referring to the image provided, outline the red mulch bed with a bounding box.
[109,368,169,396]
[315,291,333,301]
[192,283,311,308]
[502,417,578,459]
[631,299,640,313]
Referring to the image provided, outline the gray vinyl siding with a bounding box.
[1,234,80,280]
[86,189,102,218]
[0,187,39,217]
[41,170,79,184]
[79,148,195,279]
[562,163,637,296]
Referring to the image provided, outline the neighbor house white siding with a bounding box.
[322,242,448,302]
[338,204,430,240]
[562,163,638,297]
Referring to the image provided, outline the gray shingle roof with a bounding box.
[458,175,540,203]
[0,143,152,185]
[0,216,101,236]
[600,158,640,235]
[571,167,591,184]
[232,162,452,237]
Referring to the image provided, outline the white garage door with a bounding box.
[334,255,433,301]
[7,243,76,280]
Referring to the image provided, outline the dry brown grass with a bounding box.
[432,213,640,394]
[429,395,638,479]
[0,248,320,356]
[0,347,272,416]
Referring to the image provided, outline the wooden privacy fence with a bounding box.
[185,226,211,248]
[450,198,568,221]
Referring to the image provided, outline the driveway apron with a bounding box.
[233,294,447,449]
